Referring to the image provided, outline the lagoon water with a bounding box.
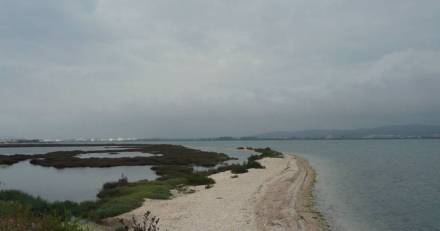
[1,140,440,230]
[0,160,157,202]
[76,151,157,159]
[0,145,254,202]
[0,146,119,155]
[0,149,158,202]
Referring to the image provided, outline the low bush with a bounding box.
[0,190,97,220]
[117,211,161,231]
[102,174,129,190]
[185,174,215,186]
[93,179,184,219]
[0,201,88,231]
[246,156,265,169]
[253,147,284,158]
[230,164,249,174]
[151,165,193,180]
[0,190,50,214]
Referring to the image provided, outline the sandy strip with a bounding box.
[114,154,327,231]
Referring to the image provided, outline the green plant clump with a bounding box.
[0,201,89,231]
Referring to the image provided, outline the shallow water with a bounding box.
[0,146,158,202]
[0,160,157,202]
[76,151,157,159]
[144,140,440,231]
[0,146,118,155]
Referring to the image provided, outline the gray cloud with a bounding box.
[1,0,440,138]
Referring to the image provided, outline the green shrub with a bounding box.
[0,201,88,231]
[186,174,215,186]
[0,190,96,220]
[102,174,129,190]
[253,147,284,158]
[246,156,265,169]
[0,190,50,214]
[92,179,183,219]
[230,164,248,174]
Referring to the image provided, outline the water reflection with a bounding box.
[76,151,159,159]
[0,160,157,202]
[0,146,118,155]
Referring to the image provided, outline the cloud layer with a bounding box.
[1,0,440,138]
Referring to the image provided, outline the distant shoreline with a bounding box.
[1,137,440,148]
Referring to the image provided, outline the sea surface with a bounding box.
[1,140,440,231]
[161,140,440,231]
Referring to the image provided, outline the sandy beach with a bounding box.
[114,154,326,231]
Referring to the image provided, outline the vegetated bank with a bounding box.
[0,144,283,230]
[0,144,232,167]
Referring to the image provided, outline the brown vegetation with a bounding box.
[0,144,233,168]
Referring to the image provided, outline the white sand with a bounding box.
[114,154,326,231]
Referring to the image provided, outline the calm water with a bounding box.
[76,151,157,159]
[0,146,119,155]
[0,145,253,202]
[0,146,158,202]
[1,140,440,231]
[0,160,157,202]
[147,140,440,231]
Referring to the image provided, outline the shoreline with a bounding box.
[295,156,330,231]
[112,154,328,231]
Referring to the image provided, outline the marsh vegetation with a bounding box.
[0,144,283,230]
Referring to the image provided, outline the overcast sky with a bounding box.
[1,0,440,139]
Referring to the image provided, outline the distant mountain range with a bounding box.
[251,124,440,139]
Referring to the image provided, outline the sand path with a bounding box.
[115,154,326,231]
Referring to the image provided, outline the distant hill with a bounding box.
[252,125,440,139]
